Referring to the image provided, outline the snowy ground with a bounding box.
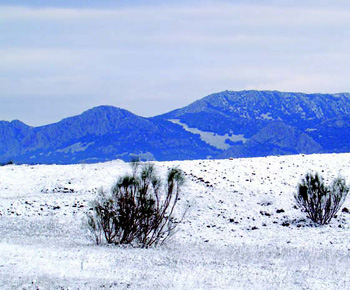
[1,153,350,289]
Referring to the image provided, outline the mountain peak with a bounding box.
[162,90,350,119]
[49,105,140,128]
[2,90,350,164]
[10,119,30,128]
[79,105,135,118]
[84,105,125,113]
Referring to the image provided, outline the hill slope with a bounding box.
[157,90,350,158]
[0,106,218,164]
[0,153,350,288]
[2,90,350,163]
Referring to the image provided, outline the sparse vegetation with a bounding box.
[0,160,14,166]
[86,163,185,247]
[295,172,349,225]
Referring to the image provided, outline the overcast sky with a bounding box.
[1,0,350,126]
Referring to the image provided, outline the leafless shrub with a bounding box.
[86,163,185,247]
[295,172,349,225]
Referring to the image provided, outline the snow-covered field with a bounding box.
[1,153,350,289]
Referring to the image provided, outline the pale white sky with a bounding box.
[1,0,350,126]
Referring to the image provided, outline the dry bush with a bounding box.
[295,172,348,225]
[86,163,185,247]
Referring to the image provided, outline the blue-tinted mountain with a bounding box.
[2,90,350,164]
[0,106,219,164]
[157,90,350,158]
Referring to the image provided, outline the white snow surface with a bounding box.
[1,153,350,289]
[259,113,274,120]
[57,142,95,154]
[169,119,247,149]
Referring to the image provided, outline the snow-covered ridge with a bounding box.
[3,90,350,164]
[1,153,350,289]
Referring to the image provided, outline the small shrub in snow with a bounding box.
[86,163,185,247]
[0,160,14,166]
[295,172,349,225]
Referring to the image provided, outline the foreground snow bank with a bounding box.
[1,154,350,289]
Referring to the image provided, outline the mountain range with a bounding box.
[2,90,350,164]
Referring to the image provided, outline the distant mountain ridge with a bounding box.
[2,90,350,164]
[158,90,350,158]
